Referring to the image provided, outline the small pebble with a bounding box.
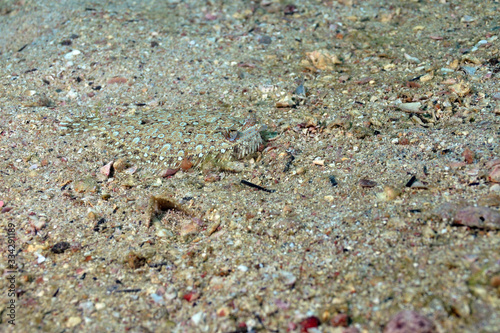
[64,49,81,60]
[107,77,128,84]
[299,316,320,333]
[359,179,377,188]
[259,35,272,45]
[51,241,70,254]
[296,167,306,175]
[488,165,500,183]
[490,275,500,288]
[66,316,82,328]
[183,291,199,302]
[490,184,500,193]
[453,206,500,230]
[382,186,401,201]
[191,311,204,325]
[404,53,420,63]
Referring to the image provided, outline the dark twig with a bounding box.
[240,180,276,193]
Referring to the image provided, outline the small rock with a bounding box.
[51,242,70,254]
[410,181,428,189]
[183,291,199,302]
[191,311,204,325]
[259,35,272,44]
[299,316,320,333]
[95,302,106,310]
[398,102,422,113]
[66,316,82,328]
[107,77,128,84]
[296,167,307,175]
[324,195,334,203]
[404,53,420,64]
[359,179,377,188]
[490,184,500,193]
[379,186,401,201]
[461,15,475,23]
[488,165,500,183]
[490,275,500,288]
[453,206,500,230]
[64,50,81,60]
[36,253,46,264]
[384,310,436,333]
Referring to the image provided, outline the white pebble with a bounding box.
[191,311,204,325]
[64,49,81,60]
[237,265,248,272]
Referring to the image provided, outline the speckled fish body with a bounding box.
[59,109,265,169]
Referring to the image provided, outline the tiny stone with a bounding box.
[324,195,334,203]
[359,179,377,188]
[66,316,82,328]
[488,165,500,183]
[453,206,500,230]
[296,167,306,175]
[259,35,272,44]
[490,275,500,288]
[95,303,106,311]
[51,241,70,254]
[382,186,401,201]
[490,184,500,193]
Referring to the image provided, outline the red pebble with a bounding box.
[182,292,199,302]
[300,316,320,332]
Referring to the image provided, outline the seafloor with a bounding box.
[0,0,499,332]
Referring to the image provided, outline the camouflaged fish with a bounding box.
[59,109,266,169]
